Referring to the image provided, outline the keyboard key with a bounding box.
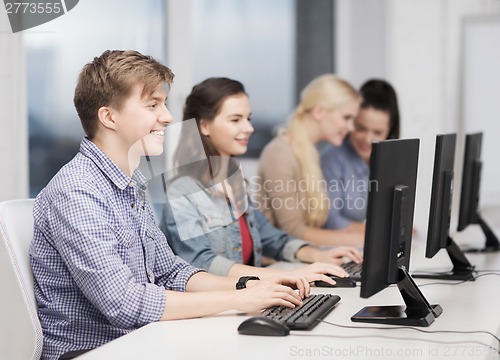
[260,294,341,330]
[342,261,362,281]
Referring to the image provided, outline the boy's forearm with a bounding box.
[185,266,279,293]
[226,263,282,280]
[160,289,237,320]
[185,271,234,292]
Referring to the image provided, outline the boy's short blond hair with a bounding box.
[74,50,174,139]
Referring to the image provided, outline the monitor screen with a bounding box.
[412,134,475,280]
[352,138,442,327]
[457,132,499,252]
[426,134,456,258]
[458,132,482,231]
[359,139,418,299]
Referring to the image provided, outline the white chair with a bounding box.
[0,199,43,360]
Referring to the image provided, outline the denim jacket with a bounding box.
[159,176,308,276]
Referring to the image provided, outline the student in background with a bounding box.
[320,79,400,230]
[30,51,311,360]
[159,77,362,283]
[256,74,365,247]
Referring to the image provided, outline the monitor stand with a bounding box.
[351,266,443,327]
[463,215,500,253]
[413,236,476,281]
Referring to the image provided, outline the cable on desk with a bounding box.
[317,320,500,354]
[289,332,500,356]
[412,270,459,275]
[315,283,362,288]
[418,272,500,287]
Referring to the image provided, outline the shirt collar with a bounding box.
[79,137,147,190]
[344,138,369,175]
[344,137,357,156]
[131,169,148,191]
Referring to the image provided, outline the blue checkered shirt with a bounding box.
[30,138,201,360]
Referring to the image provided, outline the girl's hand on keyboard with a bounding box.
[286,262,349,286]
[317,246,363,265]
[296,245,363,265]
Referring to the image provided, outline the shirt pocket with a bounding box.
[114,225,137,249]
[145,225,170,256]
[191,195,233,235]
[114,225,144,271]
[202,213,230,233]
[204,226,228,256]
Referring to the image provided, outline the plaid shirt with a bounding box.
[30,138,200,360]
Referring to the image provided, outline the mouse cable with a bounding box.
[288,332,499,356]
[418,272,500,287]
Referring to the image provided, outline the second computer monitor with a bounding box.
[413,134,475,280]
[426,134,456,258]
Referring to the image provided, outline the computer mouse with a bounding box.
[314,274,356,288]
[237,316,290,336]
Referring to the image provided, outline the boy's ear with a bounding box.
[97,106,117,130]
[199,119,210,137]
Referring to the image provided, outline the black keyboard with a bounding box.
[342,261,362,281]
[260,294,340,330]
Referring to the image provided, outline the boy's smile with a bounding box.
[113,83,172,161]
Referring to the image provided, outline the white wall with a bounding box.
[164,0,193,171]
[0,11,28,201]
[335,0,388,88]
[336,0,500,234]
[462,17,500,206]
[2,0,500,219]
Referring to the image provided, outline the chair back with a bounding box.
[0,199,43,360]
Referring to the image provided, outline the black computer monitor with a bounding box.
[413,134,476,280]
[457,132,500,253]
[351,138,442,327]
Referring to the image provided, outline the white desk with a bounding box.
[80,225,500,360]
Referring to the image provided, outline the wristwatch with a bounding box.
[236,276,260,290]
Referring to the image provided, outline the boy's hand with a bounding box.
[232,275,309,313]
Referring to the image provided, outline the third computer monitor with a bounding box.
[351,138,442,327]
[457,132,500,252]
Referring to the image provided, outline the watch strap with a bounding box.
[236,276,260,290]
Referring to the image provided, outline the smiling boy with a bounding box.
[29,50,308,360]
